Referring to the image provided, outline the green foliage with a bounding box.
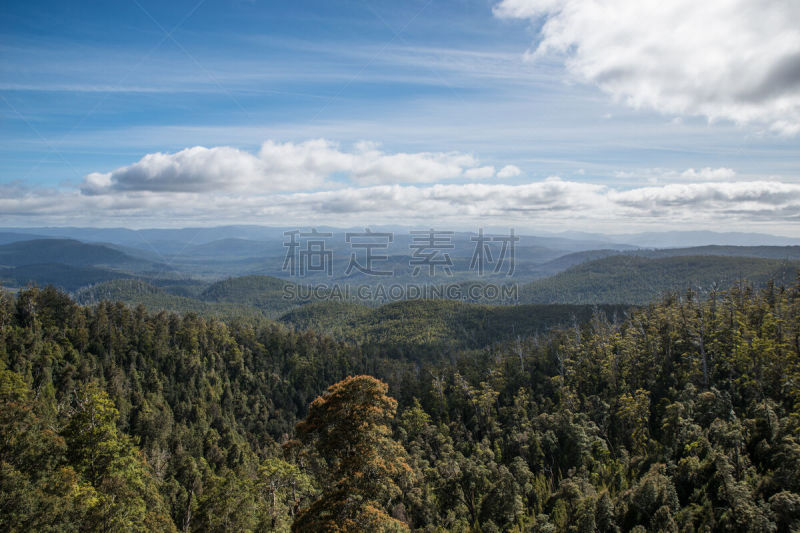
[280,298,629,355]
[1,278,799,531]
[0,370,175,532]
[520,255,799,304]
[76,279,266,321]
[293,376,412,532]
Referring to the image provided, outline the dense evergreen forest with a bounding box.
[519,256,799,305]
[1,280,799,532]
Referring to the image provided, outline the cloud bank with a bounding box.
[0,140,789,232]
[82,140,510,195]
[4,172,796,232]
[494,0,800,134]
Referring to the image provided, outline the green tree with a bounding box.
[292,375,413,532]
[257,457,314,531]
[615,389,650,456]
[63,383,175,532]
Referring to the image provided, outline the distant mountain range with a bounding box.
[551,230,800,248]
[5,226,797,248]
[0,239,156,269]
[2,226,798,309]
[0,239,174,291]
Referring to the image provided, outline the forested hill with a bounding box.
[1,281,799,531]
[76,280,630,351]
[521,255,798,304]
[75,277,306,319]
[199,275,301,314]
[0,239,171,291]
[0,238,165,270]
[75,279,269,321]
[540,245,800,271]
[278,299,629,353]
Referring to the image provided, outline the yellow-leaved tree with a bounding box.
[292,375,413,533]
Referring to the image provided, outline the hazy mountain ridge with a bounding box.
[0,238,172,271]
[553,230,800,248]
[1,264,135,292]
[3,229,799,311]
[537,245,800,275]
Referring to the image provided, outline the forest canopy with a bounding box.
[1,279,799,532]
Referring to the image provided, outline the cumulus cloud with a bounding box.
[82,140,513,194]
[494,0,800,134]
[13,144,799,230]
[8,172,798,230]
[497,165,522,178]
[609,181,800,219]
[82,146,275,195]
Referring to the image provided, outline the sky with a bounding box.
[1,0,799,234]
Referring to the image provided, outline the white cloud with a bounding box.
[497,165,522,178]
[10,143,798,232]
[614,167,738,184]
[82,146,279,195]
[7,174,799,231]
[82,140,511,194]
[494,0,800,134]
[464,166,497,180]
[680,167,736,181]
[609,181,800,219]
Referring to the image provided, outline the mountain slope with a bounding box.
[0,264,134,292]
[75,279,265,319]
[555,230,800,247]
[0,238,166,270]
[0,232,50,245]
[280,298,628,351]
[520,255,799,304]
[537,245,800,276]
[199,274,301,312]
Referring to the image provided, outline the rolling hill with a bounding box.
[6,235,800,310]
[80,275,311,317]
[0,232,50,245]
[0,239,176,292]
[0,238,172,273]
[74,279,266,320]
[199,275,306,313]
[0,239,139,267]
[0,264,134,292]
[520,255,799,305]
[533,245,800,277]
[279,298,629,351]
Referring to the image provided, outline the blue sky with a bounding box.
[1,0,799,233]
